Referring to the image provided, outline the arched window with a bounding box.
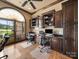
[0,8,25,22]
[0,8,25,44]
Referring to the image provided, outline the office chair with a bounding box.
[0,34,9,59]
[39,31,50,53]
[27,32,36,44]
[40,38,50,53]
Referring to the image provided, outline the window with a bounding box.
[0,18,14,44]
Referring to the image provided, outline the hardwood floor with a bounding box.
[49,51,72,59]
[3,41,72,59]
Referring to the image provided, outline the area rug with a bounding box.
[20,42,32,48]
[30,47,49,59]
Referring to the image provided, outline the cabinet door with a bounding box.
[51,37,63,52]
[51,37,60,51]
[55,10,63,28]
[62,0,78,58]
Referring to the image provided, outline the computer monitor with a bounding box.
[45,29,53,34]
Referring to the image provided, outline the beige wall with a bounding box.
[0,1,32,33]
[32,0,68,17]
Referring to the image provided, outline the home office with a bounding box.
[0,0,78,59]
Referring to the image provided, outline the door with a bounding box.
[15,21,25,42]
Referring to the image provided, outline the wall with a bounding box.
[32,0,68,17]
[0,1,32,32]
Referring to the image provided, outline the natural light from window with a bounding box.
[0,8,25,22]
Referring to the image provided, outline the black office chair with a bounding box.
[0,34,9,59]
[27,32,36,44]
[40,37,50,52]
[39,31,50,53]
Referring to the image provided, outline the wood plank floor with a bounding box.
[3,41,72,59]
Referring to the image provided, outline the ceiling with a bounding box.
[2,0,62,14]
